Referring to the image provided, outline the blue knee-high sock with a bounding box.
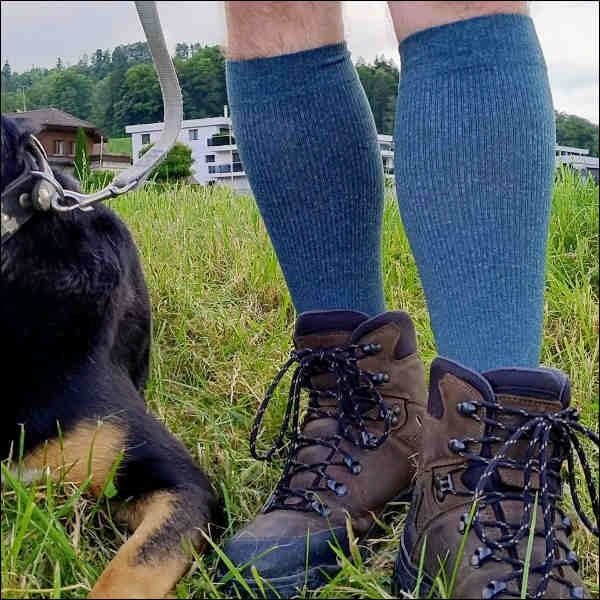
[394,14,555,372]
[226,43,385,316]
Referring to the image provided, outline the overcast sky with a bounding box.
[1,1,598,123]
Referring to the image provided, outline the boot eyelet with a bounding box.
[311,499,330,517]
[448,439,466,453]
[361,431,378,448]
[482,580,506,599]
[457,401,477,416]
[434,473,454,502]
[344,455,362,475]
[471,545,493,568]
[362,343,381,355]
[372,372,390,384]
[458,512,470,533]
[561,516,573,536]
[567,551,579,571]
[327,478,347,496]
[570,586,585,599]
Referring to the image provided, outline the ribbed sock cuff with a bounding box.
[226,42,355,105]
[398,14,546,79]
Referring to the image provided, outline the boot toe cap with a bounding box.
[219,515,348,596]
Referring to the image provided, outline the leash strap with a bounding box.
[2,0,182,242]
[111,1,183,191]
[62,1,183,208]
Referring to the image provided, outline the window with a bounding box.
[188,129,199,141]
[141,133,151,145]
[232,151,240,162]
[69,141,76,155]
[54,140,64,155]
[219,126,230,134]
[205,154,215,163]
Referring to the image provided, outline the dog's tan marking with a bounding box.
[89,490,206,599]
[22,421,126,496]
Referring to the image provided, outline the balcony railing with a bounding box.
[208,162,244,174]
[207,135,236,147]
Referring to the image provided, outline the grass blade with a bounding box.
[447,498,478,598]
[521,492,539,599]
[414,534,428,599]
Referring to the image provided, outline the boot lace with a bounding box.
[446,398,599,599]
[249,344,392,516]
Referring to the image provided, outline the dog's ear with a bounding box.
[1,115,36,191]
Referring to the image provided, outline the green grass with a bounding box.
[2,168,598,598]
[106,137,132,157]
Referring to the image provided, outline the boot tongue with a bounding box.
[294,310,369,350]
[483,366,571,408]
[294,310,369,392]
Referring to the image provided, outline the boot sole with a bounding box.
[392,529,437,598]
[221,487,413,598]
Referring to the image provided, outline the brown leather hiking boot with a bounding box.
[394,357,599,599]
[221,310,426,596]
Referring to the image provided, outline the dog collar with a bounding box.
[1,135,62,244]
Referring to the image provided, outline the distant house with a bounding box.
[4,108,131,174]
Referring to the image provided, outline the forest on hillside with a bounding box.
[1,41,598,156]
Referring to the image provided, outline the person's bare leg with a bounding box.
[225,1,343,59]
[387,1,527,42]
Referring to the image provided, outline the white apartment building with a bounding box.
[126,116,251,192]
[555,145,599,181]
[126,116,397,191]
[378,134,394,177]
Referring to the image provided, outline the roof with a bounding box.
[4,108,103,140]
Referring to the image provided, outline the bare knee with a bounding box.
[225,1,343,60]
[387,1,529,43]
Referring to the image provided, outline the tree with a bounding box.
[123,41,152,64]
[113,63,162,129]
[77,53,90,74]
[90,48,111,80]
[356,56,399,135]
[111,46,128,69]
[175,43,189,61]
[48,68,93,119]
[1,91,20,112]
[139,142,194,182]
[56,57,64,71]
[2,61,14,92]
[555,111,599,157]
[177,45,227,120]
[73,127,90,183]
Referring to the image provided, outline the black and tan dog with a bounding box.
[1,115,217,598]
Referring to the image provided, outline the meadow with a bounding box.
[1,168,598,598]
